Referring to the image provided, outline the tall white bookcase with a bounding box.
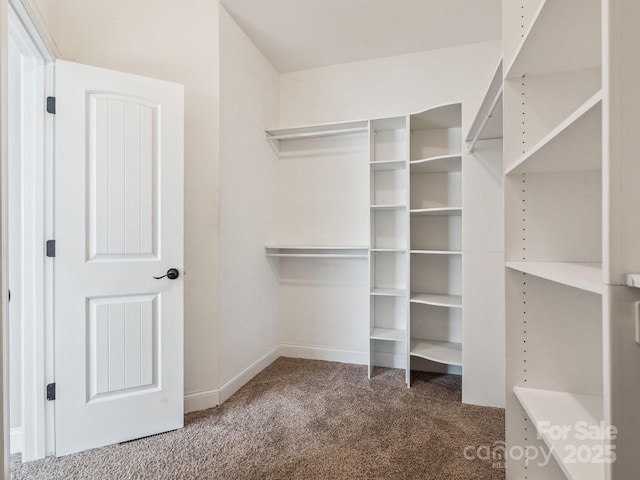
[368,116,409,377]
[503,1,640,478]
[408,105,463,384]
[366,104,464,386]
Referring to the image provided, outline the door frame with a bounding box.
[4,0,56,463]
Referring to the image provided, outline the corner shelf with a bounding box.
[370,328,406,342]
[265,246,369,259]
[506,261,603,295]
[410,154,461,174]
[514,387,605,480]
[410,293,462,308]
[410,339,462,367]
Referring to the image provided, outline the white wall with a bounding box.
[54,0,221,402]
[280,41,502,128]
[277,40,505,406]
[218,7,280,401]
[23,0,61,56]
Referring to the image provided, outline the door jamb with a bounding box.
[6,0,55,462]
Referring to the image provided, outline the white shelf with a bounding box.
[410,293,462,308]
[410,154,461,173]
[514,387,605,480]
[265,246,369,259]
[505,0,601,79]
[506,261,603,295]
[371,288,406,297]
[411,250,462,255]
[370,204,406,211]
[466,58,503,149]
[370,160,406,171]
[370,328,406,342]
[410,339,462,367]
[371,248,406,253]
[411,103,462,130]
[265,120,369,141]
[505,91,603,175]
[410,207,461,216]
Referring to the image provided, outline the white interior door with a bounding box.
[54,60,184,456]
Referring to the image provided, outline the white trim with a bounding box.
[184,389,220,414]
[9,427,21,454]
[0,0,8,473]
[218,345,280,404]
[279,344,367,365]
[8,6,51,462]
[10,0,58,59]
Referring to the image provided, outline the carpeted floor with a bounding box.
[11,358,505,479]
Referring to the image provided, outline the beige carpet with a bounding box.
[11,358,505,479]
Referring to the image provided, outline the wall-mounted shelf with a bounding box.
[514,387,605,480]
[410,154,461,173]
[410,340,462,367]
[265,120,369,142]
[410,293,462,308]
[506,261,603,295]
[265,246,369,259]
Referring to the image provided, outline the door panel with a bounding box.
[54,60,184,456]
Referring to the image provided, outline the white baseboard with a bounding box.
[10,427,22,454]
[219,345,280,404]
[184,388,220,414]
[279,344,368,365]
[185,344,402,414]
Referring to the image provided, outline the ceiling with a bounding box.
[220,0,502,73]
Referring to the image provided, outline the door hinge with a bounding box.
[46,240,56,257]
[46,383,56,401]
[46,96,56,114]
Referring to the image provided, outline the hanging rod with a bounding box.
[467,86,503,153]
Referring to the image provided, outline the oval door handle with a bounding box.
[154,268,180,280]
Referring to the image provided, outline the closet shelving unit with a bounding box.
[407,103,463,385]
[267,99,504,405]
[367,116,409,377]
[500,0,640,478]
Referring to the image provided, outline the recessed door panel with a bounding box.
[89,94,157,259]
